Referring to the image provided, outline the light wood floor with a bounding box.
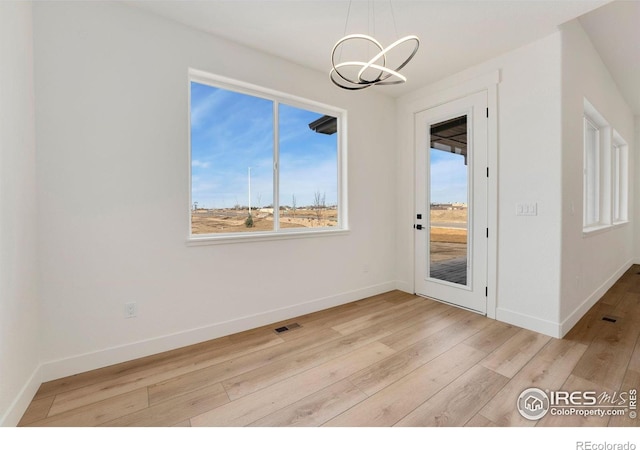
[19,266,640,427]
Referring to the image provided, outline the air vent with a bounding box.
[602,316,617,323]
[274,323,301,334]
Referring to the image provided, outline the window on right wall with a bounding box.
[582,98,628,234]
[612,129,629,224]
[583,115,601,228]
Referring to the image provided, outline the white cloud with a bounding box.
[191,159,211,169]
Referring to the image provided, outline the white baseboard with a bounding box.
[497,259,635,339]
[394,280,413,294]
[0,365,42,427]
[559,259,633,337]
[40,281,397,382]
[495,307,561,338]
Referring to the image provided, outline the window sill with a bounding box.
[186,228,350,246]
[612,220,630,229]
[582,224,610,237]
[582,221,629,238]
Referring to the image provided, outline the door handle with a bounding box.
[415,224,423,230]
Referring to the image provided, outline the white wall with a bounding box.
[33,1,397,380]
[0,2,41,426]
[559,20,635,334]
[396,32,564,337]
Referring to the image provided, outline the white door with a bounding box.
[414,91,488,314]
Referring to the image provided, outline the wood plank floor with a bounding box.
[19,266,640,427]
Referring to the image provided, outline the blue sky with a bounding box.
[429,149,468,204]
[190,82,337,209]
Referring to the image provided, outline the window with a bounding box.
[188,70,346,241]
[612,130,628,224]
[582,98,628,235]
[583,117,600,227]
[583,99,610,232]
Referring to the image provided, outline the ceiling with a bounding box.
[123,0,638,113]
[578,1,640,115]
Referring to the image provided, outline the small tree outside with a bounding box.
[313,191,326,223]
[245,213,254,228]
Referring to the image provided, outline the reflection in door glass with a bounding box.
[429,115,469,286]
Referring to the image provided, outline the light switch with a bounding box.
[516,202,538,216]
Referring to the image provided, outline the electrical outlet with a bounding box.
[363,264,370,273]
[125,302,138,318]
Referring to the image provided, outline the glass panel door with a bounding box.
[414,90,487,314]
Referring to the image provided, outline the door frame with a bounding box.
[400,71,499,319]
[414,92,488,313]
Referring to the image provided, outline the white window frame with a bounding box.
[583,99,611,234]
[612,129,629,225]
[583,116,600,228]
[187,69,348,245]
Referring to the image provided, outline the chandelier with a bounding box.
[330,1,419,90]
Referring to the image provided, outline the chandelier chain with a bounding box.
[389,0,399,40]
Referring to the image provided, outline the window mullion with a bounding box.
[273,101,280,232]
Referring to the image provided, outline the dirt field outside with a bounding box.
[430,208,467,262]
[430,208,467,224]
[191,208,338,234]
[431,208,467,240]
[191,206,467,246]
